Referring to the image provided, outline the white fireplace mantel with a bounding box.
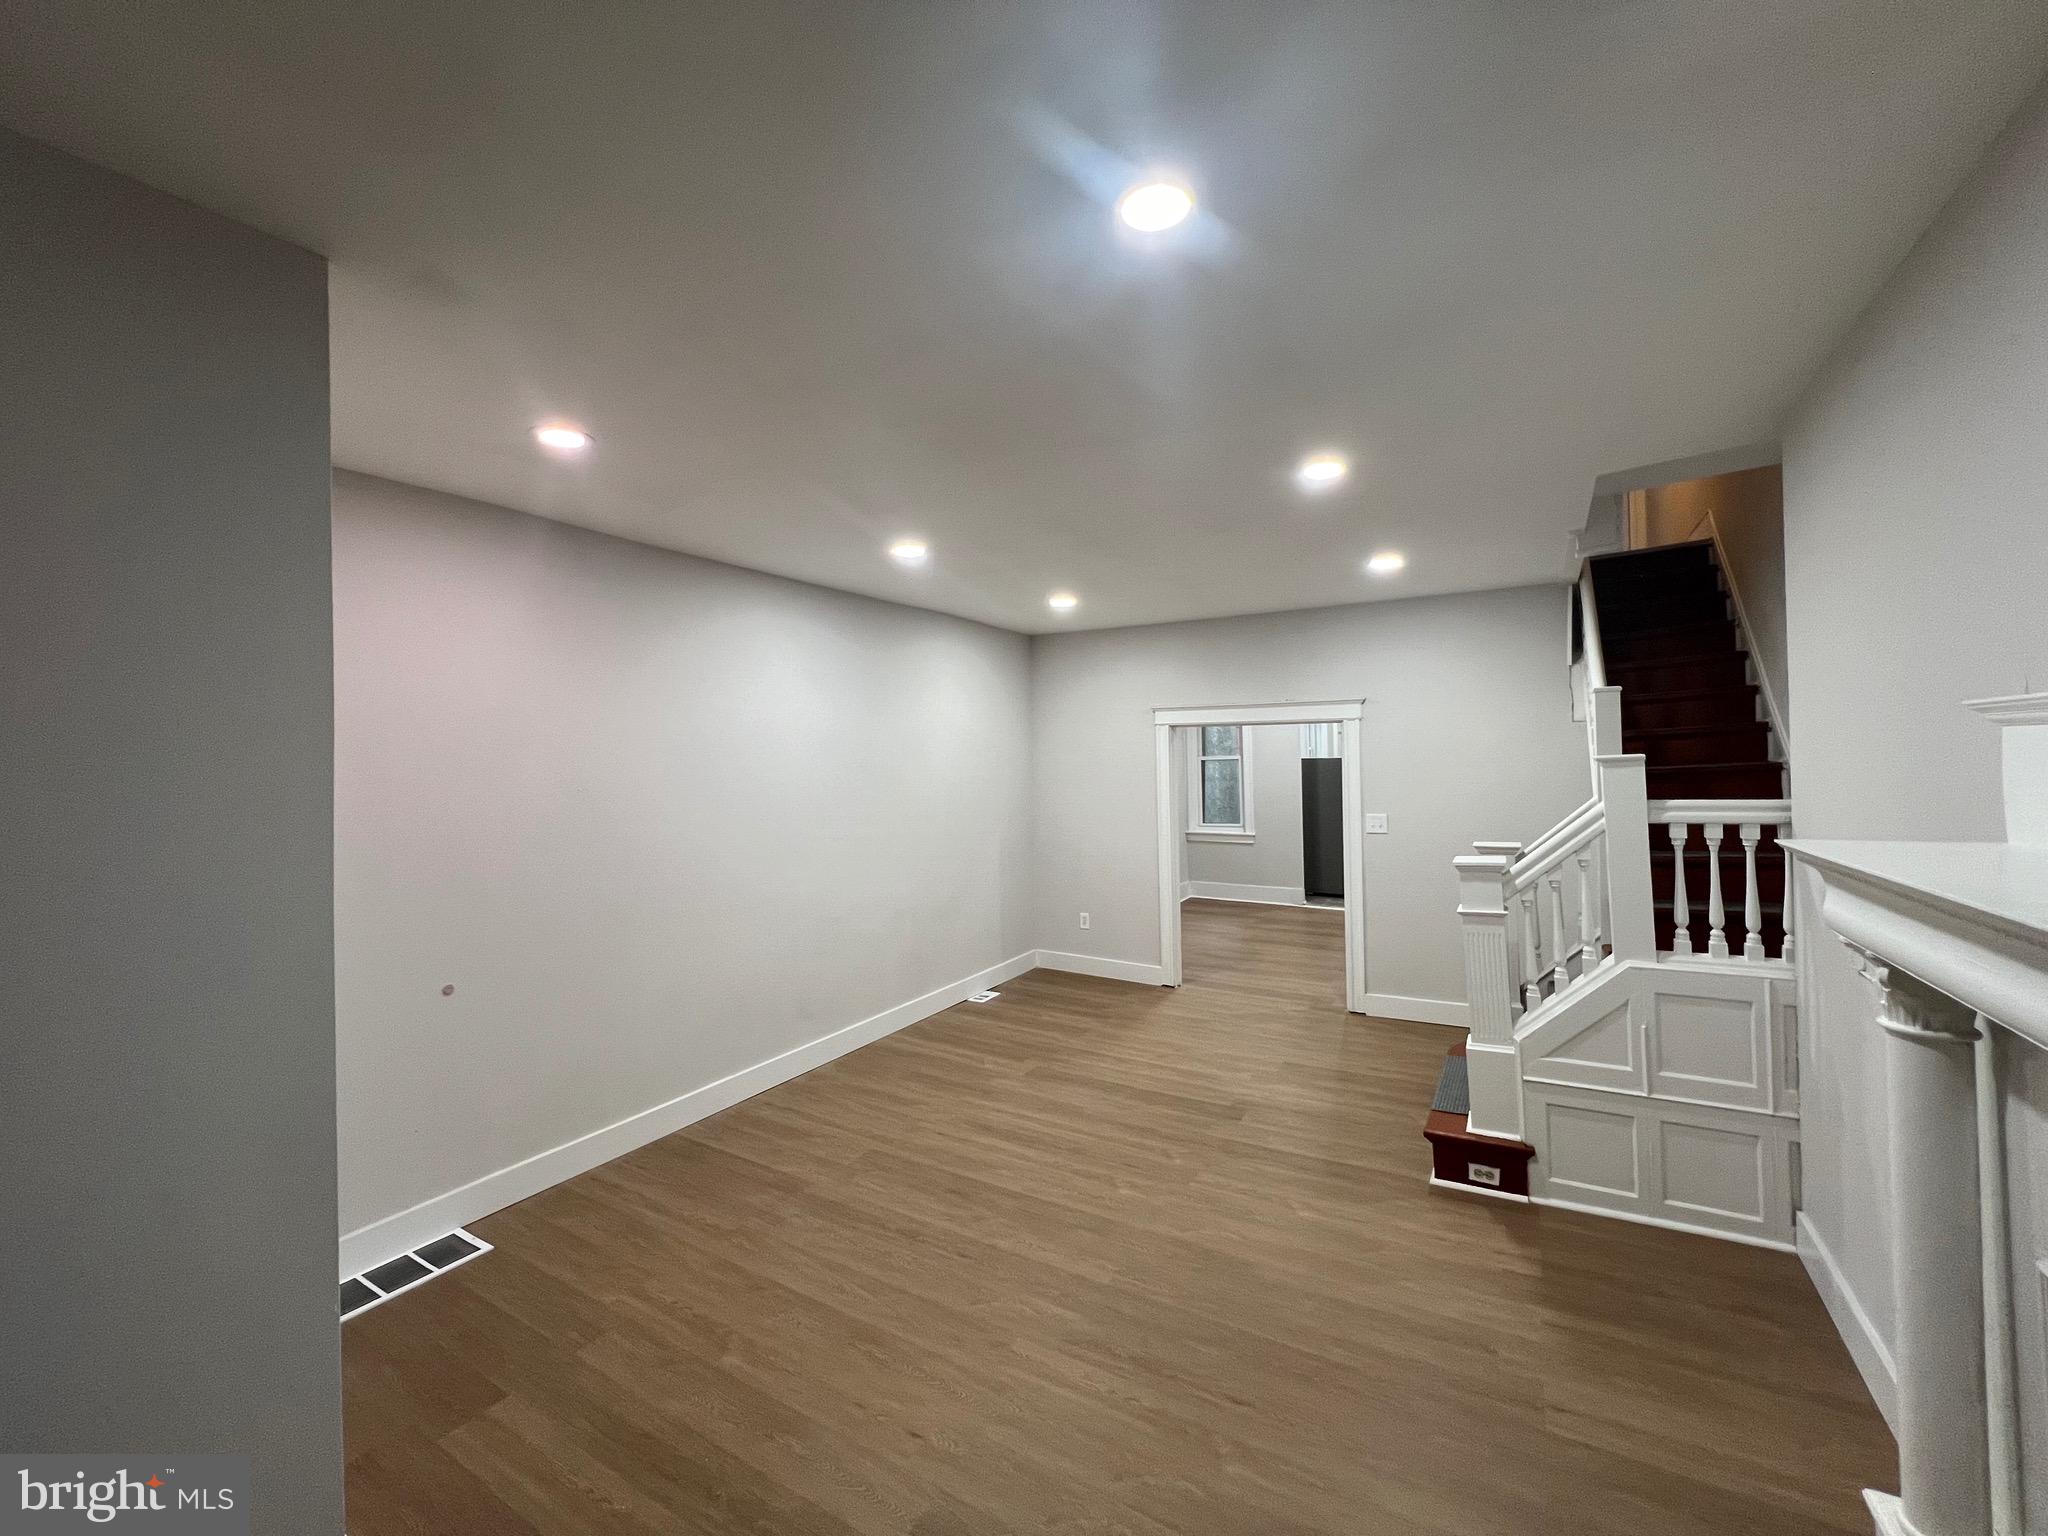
[1786,839,2048,1050]
[1786,832,2048,1536]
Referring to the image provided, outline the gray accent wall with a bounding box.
[332,471,1035,1242]
[0,132,340,1530]
[1030,585,1591,1012]
[1782,76,2048,1486]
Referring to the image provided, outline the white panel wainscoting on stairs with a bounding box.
[1526,1081,1799,1249]
[1512,953,1799,1245]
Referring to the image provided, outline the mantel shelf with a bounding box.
[1784,839,2048,942]
[1785,837,2048,1052]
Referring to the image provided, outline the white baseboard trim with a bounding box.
[1183,881,1313,908]
[1363,991,1470,1028]
[1797,1211,1900,1434]
[1033,950,1168,986]
[338,948,1040,1278]
[1535,1194,1796,1254]
[1863,1490,1909,1535]
[1428,1174,1530,1204]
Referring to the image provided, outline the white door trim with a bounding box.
[1152,701,1368,1013]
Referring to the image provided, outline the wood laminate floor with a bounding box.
[343,898,1895,1534]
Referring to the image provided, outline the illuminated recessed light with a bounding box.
[1294,451,1350,491]
[1366,551,1406,576]
[1116,180,1195,233]
[534,424,592,453]
[1047,591,1079,612]
[888,539,929,566]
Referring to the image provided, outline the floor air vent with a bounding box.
[340,1228,492,1319]
[968,990,1001,1002]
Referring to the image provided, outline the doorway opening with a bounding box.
[1152,700,1367,1012]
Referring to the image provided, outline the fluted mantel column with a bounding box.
[1854,949,1990,1536]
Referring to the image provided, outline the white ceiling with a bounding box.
[3,2,2044,632]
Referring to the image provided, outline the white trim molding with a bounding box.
[1153,700,1369,1014]
[1363,991,1469,1027]
[1034,950,1169,986]
[1701,507,1790,755]
[1963,691,2048,726]
[1184,881,1314,908]
[1187,722,1255,836]
[1153,699,1365,729]
[338,948,1040,1277]
[1966,690,2048,848]
[1797,1212,1900,1434]
[1535,1193,1796,1253]
[1428,1174,1528,1205]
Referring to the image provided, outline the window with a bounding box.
[1189,725,1254,839]
[1300,722,1341,759]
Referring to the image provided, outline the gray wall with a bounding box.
[0,133,340,1530]
[1031,585,1590,1012]
[333,471,1034,1239]
[1783,77,2048,1492]
[1184,724,1308,896]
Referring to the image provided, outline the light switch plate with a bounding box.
[1366,813,1389,834]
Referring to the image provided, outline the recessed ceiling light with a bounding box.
[1047,591,1079,612]
[1366,551,1406,576]
[1294,451,1350,491]
[534,424,592,453]
[889,539,929,566]
[1116,180,1195,233]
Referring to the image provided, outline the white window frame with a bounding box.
[1187,724,1254,842]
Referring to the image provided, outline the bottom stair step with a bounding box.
[1423,1043,1534,1199]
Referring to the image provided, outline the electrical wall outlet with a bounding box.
[1366,812,1389,834]
[1467,1162,1502,1187]
[1079,912,1090,929]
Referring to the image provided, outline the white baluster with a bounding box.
[1740,822,1764,961]
[1781,843,1797,963]
[1576,845,1598,974]
[1547,873,1569,991]
[1520,888,1541,1008]
[1704,822,1728,958]
[1667,821,1693,955]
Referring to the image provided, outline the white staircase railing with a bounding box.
[1455,685,1649,1140]
[1452,559,1797,1141]
[1650,799,1795,962]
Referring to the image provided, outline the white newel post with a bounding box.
[1454,852,1522,1141]
[1590,685,1656,961]
[1857,952,1991,1536]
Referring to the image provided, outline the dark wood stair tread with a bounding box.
[1609,650,1753,672]
[1625,722,1769,739]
